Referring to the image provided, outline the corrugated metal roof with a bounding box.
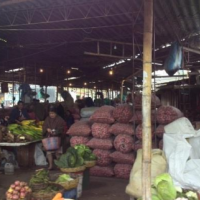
[0,0,200,87]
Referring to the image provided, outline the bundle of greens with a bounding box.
[55,174,73,183]
[54,147,85,168]
[74,144,97,161]
[138,173,198,200]
[29,169,49,186]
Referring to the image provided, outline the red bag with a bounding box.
[135,124,155,140]
[92,123,111,139]
[70,136,90,147]
[109,151,135,164]
[93,149,112,166]
[67,121,91,136]
[156,106,183,125]
[155,125,165,138]
[109,123,134,135]
[114,134,134,153]
[90,166,114,177]
[114,164,132,179]
[87,138,113,150]
[90,106,115,124]
[113,105,133,123]
[42,137,61,151]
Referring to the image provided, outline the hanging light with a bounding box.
[109,69,114,75]
[114,44,117,50]
[67,70,71,74]
[84,82,87,86]
[40,69,44,73]
[94,86,96,89]
[69,83,72,86]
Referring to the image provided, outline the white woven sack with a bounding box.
[164,117,195,135]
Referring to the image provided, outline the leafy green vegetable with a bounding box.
[56,174,73,183]
[157,180,177,200]
[154,173,173,188]
[29,169,49,186]
[74,145,96,161]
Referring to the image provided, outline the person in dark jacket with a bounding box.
[9,101,30,124]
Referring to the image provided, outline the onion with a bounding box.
[8,188,13,194]
[20,192,26,198]
[14,181,20,186]
[15,186,21,191]
[12,195,19,200]
[6,193,12,199]
[13,191,19,195]
[20,188,25,192]
[10,184,15,189]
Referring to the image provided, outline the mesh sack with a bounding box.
[67,121,91,136]
[113,105,133,123]
[129,111,157,124]
[135,124,155,140]
[91,123,111,139]
[93,149,112,166]
[109,123,134,135]
[114,134,134,153]
[90,166,114,177]
[114,164,132,179]
[155,125,165,138]
[109,151,135,164]
[90,106,115,124]
[87,138,113,150]
[156,106,183,125]
[70,136,90,147]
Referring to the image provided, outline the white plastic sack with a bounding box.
[164,117,195,135]
[126,149,167,198]
[163,132,200,191]
[34,143,48,166]
[80,107,99,118]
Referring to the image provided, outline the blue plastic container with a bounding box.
[63,188,77,199]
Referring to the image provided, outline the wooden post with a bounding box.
[142,1,153,200]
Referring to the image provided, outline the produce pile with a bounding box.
[67,100,184,179]
[29,169,75,198]
[137,173,198,200]
[54,145,96,168]
[2,120,43,143]
[5,181,32,200]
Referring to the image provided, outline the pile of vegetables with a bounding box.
[6,120,43,143]
[138,173,198,200]
[74,144,97,161]
[5,181,32,200]
[29,169,49,187]
[54,147,85,168]
[55,174,74,183]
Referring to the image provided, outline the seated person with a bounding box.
[9,101,30,124]
[42,105,66,170]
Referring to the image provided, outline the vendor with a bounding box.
[0,116,9,126]
[9,101,30,124]
[42,105,66,170]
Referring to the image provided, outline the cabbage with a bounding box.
[154,173,173,187]
[157,180,177,200]
[185,191,198,200]
[55,174,73,183]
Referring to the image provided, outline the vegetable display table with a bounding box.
[0,140,41,167]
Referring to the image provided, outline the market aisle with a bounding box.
[80,177,129,200]
[0,169,129,200]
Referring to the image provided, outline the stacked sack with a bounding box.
[155,105,183,149]
[88,106,115,177]
[67,121,91,147]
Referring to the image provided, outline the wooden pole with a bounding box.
[142,1,153,200]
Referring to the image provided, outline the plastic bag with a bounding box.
[164,41,183,76]
[34,143,48,166]
[163,132,200,191]
[126,149,167,198]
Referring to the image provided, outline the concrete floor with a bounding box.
[0,169,130,200]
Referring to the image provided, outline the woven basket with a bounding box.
[31,182,48,192]
[60,165,86,173]
[85,160,96,168]
[49,173,79,190]
[31,191,58,200]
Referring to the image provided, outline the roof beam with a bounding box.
[0,0,32,7]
